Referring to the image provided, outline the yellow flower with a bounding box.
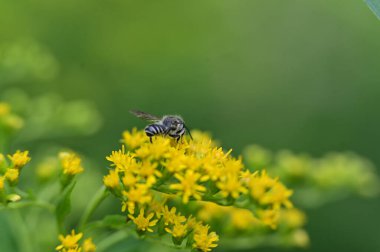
[193,224,219,252]
[260,182,293,209]
[122,171,138,188]
[280,208,306,228]
[137,161,161,186]
[106,146,136,172]
[0,102,10,116]
[248,170,293,208]
[170,170,207,203]
[122,128,148,149]
[8,150,31,169]
[165,222,187,238]
[162,151,188,173]
[0,176,5,190]
[230,208,260,230]
[103,170,120,189]
[56,230,83,251]
[59,152,84,175]
[128,208,158,232]
[216,175,248,199]
[5,168,19,183]
[122,184,152,213]
[83,238,96,252]
[258,208,280,229]
[134,137,172,160]
[160,205,186,225]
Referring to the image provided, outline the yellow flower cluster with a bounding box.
[126,203,219,252]
[56,230,96,252]
[0,150,31,193]
[59,152,84,176]
[104,129,294,251]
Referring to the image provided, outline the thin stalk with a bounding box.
[96,229,129,252]
[78,186,108,230]
[9,210,34,252]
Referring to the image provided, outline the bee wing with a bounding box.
[130,110,161,122]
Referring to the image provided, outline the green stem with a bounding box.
[78,186,108,230]
[96,229,129,252]
[9,210,35,252]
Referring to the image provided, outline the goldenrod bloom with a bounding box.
[56,230,83,251]
[193,224,219,252]
[160,205,186,225]
[170,170,207,203]
[103,170,120,189]
[122,172,138,188]
[128,208,158,232]
[59,152,84,175]
[122,128,147,149]
[134,138,172,160]
[280,208,306,228]
[230,208,260,230]
[248,170,293,209]
[8,150,31,169]
[5,168,19,183]
[257,208,280,229]
[165,222,187,238]
[216,175,247,199]
[121,184,152,213]
[83,238,96,252]
[106,146,136,172]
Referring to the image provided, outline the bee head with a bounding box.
[163,116,184,130]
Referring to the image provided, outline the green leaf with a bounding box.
[85,214,126,231]
[55,181,76,232]
[101,215,126,228]
[365,0,380,20]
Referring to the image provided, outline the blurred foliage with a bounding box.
[243,145,380,208]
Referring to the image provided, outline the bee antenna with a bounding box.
[184,125,193,140]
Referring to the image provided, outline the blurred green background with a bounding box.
[1,0,380,251]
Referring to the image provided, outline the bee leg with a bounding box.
[150,137,153,143]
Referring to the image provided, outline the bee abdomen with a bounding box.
[145,124,167,137]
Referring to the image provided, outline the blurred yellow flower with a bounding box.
[59,152,84,175]
[103,170,120,189]
[258,209,280,229]
[128,208,158,232]
[248,170,292,209]
[83,238,96,252]
[280,208,306,228]
[8,150,31,169]
[56,230,83,251]
[5,168,19,183]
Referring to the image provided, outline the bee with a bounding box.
[130,110,193,143]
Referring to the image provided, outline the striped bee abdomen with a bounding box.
[145,124,167,137]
